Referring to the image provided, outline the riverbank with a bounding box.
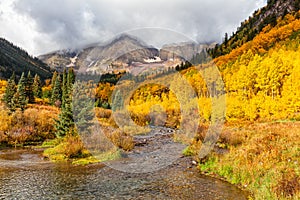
[0,130,249,199]
[196,121,300,200]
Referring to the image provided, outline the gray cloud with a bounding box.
[0,0,267,55]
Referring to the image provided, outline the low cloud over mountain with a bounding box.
[0,0,266,55]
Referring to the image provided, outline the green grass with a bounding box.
[39,139,61,148]
[72,149,122,165]
[43,135,123,165]
[182,146,195,157]
[93,148,122,162]
[71,156,100,165]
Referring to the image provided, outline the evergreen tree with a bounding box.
[33,74,42,98]
[11,91,20,112]
[11,72,16,82]
[55,83,74,137]
[15,72,28,111]
[55,96,74,138]
[224,32,228,46]
[3,72,17,111]
[55,69,75,138]
[51,71,58,90]
[61,69,67,108]
[26,71,35,103]
[72,81,94,136]
[51,74,62,107]
[67,68,75,92]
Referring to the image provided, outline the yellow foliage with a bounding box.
[215,13,300,65]
[35,97,50,105]
[127,34,300,123]
[217,26,300,121]
[0,110,11,142]
[0,80,7,95]
[95,82,114,102]
[43,135,90,160]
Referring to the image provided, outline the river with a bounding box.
[0,127,249,199]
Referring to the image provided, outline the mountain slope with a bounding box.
[0,38,52,80]
[214,11,300,67]
[209,0,300,57]
[37,49,78,72]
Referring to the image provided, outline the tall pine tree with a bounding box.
[3,72,17,111]
[55,69,75,138]
[51,71,58,90]
[13,72,27,111]
[55,96,74,138]
[33,74,42,98]
[51,74,62,107]
[26,71,35,104]
[61,69,67,108]
[73,81,94,136]
[67,68,75,91]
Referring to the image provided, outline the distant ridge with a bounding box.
[0,38,52,80]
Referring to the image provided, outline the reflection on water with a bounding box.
[0,148,249,199]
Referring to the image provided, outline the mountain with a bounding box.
[0,38,52,80]
[40,34,160,74]
[76,34,160,73]
[40,34,215,74]
[209,0,300,57]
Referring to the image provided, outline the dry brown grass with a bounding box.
[95,107,112,119]
[274,169,300,198]
[95,109,135,151]
[196,121,300,199]
[103,128,134,151]
[61,135,87,158]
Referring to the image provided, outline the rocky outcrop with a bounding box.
[160,42,215,61]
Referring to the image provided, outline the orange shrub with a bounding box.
[95,107,112,119]
[104,128,134,151]
[0,105,58,145]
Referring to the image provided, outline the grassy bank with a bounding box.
[42,135,122,165]
[195,121,300,199]
[42,108,136,165]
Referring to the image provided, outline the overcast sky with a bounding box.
[0,0,267,56]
